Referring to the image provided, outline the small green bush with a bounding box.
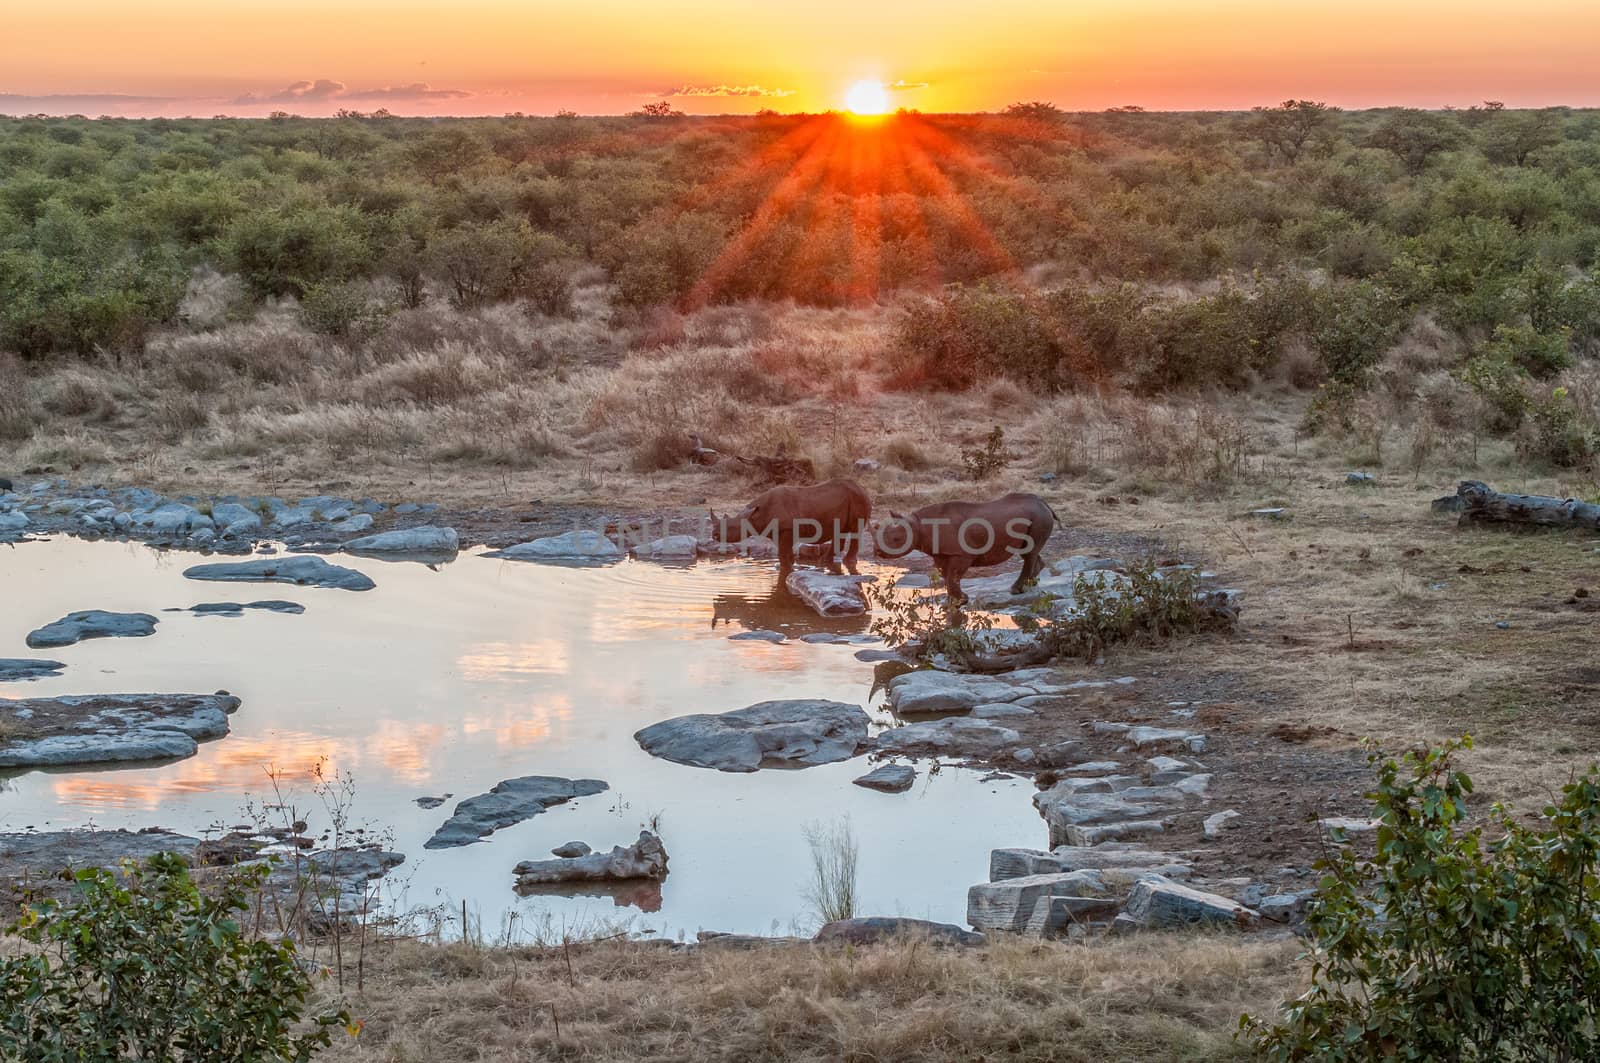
[0,854,351,1062]
[1245,737,1600,1062]
[1479,322,1573,380]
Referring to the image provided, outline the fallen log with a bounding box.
[735,453,815,485]
[1455,480,1600,530]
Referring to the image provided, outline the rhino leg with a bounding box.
[941,556,972,606]
[841,532,861,575]
[1010,550,1044,595]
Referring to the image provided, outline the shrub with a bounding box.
[960,425,1007,480]
[1479,322,1573,380]
[1311,280,1407,385]
[298,280,391,339]
[1461,352,1529,432]
[1245,737,1600,1062]
[0,853,350,1061]
[889,284,1072,390]
[1524,386,1593,467]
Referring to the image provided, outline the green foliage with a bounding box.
[298,279,391,339]
[890,284,1073,390]
[1245,737,1600,1062]
[430,219,575,312]
[1461,351,1530,432]
[0,854,350,1062]
[1480,322,1573,379]
[1525,386,1594,467]
[1027,562,1214,663]
[960,425,1008,480]
[1310,280,1407,385]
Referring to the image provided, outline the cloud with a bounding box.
[342,82,473,101]
[232,79,470,105]
[665,84,796,98]
[887,80,929,92]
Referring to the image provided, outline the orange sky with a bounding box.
[4,0,1600,116]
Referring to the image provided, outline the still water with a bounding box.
[0,538,1043,937]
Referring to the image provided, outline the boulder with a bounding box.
[0,693,241,768]
[26,610,159,649]
[784,570,871,616]
[852,763,916,793]
[887,671,1030,714]
[342,526,460,559]
[131,503,213,536]
[488,530,620,562]
[990,845,1192,881]
[183,556,376,591]
[210,502,261,532]
[0,658,66,682]
[551,841,592,859]
[1032,782,1188,847]
[0,511,29,532]
[1060,820,1168,847]
[632,534,700,561]
[816,917,984,948]
[634,700,870,773]
[967,871,1119,935]
[1125,726,1207,753]
[873,717,1021,759]
[1203,809,1242,839]
[1124,874,1260,929]
[424,776,609,849]
[513,831,668,886]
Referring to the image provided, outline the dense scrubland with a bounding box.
[2,103,1599,499]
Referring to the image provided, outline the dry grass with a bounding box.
[318,933,1301,1063]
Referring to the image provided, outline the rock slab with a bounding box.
[26,610,158,649]
[0,659,66,682]
[183,556,375,591]
[815,917,983,948]
[425,776,609,849]
[784,570,870,617]
[0,693,241,768]
[1124,874,1260,929]
[635,699,870,773]
[853,763,916,793]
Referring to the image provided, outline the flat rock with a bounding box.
[26,610,158,649]
[425,776,609,849]
[852,763,916,793]
[414,795,450,809]
[0,511,29,532]
[971,702,1036,719]
[1204,809,1242,839]
[342,526,459,558]
[0,658,66,682]
[887,670,1037,714]
[514,831,667,886]
[551,841,592,858]
[729,629,786,643]
[174,600,305,617]
[0,829,201,880]
[489,530,620,562]
[1124,873,1260,929]
[634,700,870,773]
[874,717,1021,759]
[1125,726,1207,753]
[1319,816,1380,835]
[967,871,1119,935]
[784,570,870,617]
[183,556,375,591]
[632,534,700,560]
[0,693,241,768]
[990,845,1192,880]
[815,917,983,947]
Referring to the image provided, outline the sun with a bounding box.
[844,80,890,116]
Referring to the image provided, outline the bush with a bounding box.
[889,284,1075,390]
[298,280,391,339]
[0,854,350,1061]
[1479,322,1573,380]
[1524,386,1593,467]
[1311,280,1407,385]
[1245,737,1600,1062]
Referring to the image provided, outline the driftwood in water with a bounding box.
[1455,480,1600,530]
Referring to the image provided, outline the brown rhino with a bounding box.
[877,492,1056,605]
[709,478,872,574]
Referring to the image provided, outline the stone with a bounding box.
[729,629,786,642]
[854,649,903,663]
[0,511,29,532]
[971,702,1036,719]
[886,670,1035,714]
[632,534,700,560]
[874,717,1022,760]
[1033,781,1188,847]
[1432,494,1465,514]
[1319,816,1380,835]
[1346,471,1376,484]
[489,530,620,561]
[784,570,871,617]
[1124,874,1260,929]
[1204,809,1242,840]
[424,776,609,849]
[851,458,882,474]
[0,658,66,682]
[1125,726,1205,751]
[176,600,305,617]
[1258,893,1312,923]
[342,526,460,558]
[132,503,213,535]
[414,795,450,809]
[1174,773,1213,797]
[634,700,870,773]
[183,556,376,591]
[26,610,158,648]
[816,917,984,948]
[210,502,260,531]
[0,693,241,768]
[1060,820,1168,847]
[514,831,668,886]
[1066,760,1122,774]
[551,841,592,858]
[967,871,1118,935]
[1245,508,1289,521]
[852,763,916,793]
[332,513,374,534]
[989,846,1193,881]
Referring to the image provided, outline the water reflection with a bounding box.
[2,539,1046,934]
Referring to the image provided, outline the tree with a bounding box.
[429,219,576,312]
[1367,108,1461,174]
[1481,108,1561,166]
[1250,99,1338,164]
[630,101,684,118]
[1003,101,1066,125]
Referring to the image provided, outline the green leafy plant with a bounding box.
[1244,737,1600,1061]
[862,573,987,663]
[1026,561,1220,662]
[961,425,1008,480]
[1,853,352,1062]
[1524,386,1594,468]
